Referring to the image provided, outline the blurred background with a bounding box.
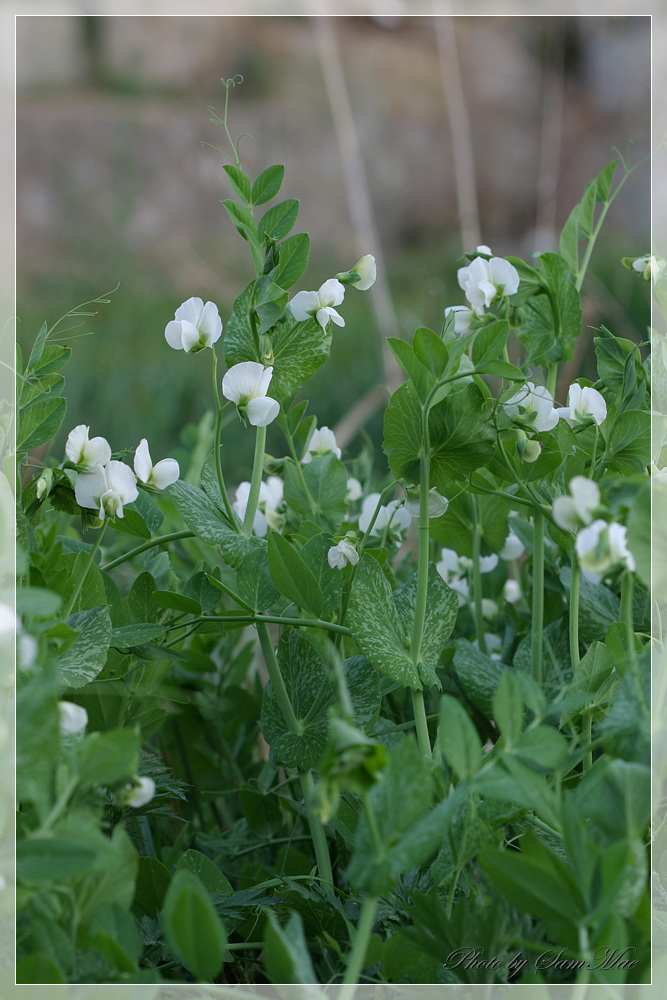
[16,14,651,485]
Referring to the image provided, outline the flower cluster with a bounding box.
[289,255,376,332]
[444,246,520,334]
[358,493,411,546]
[67,425,179,520]
[435,547,499,606]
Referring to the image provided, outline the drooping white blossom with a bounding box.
[345,477,363,502]
[556,384,607,427]
[165,297,222,353]
[134,439,180,491]
[575,519,636,583]
[75,460,138,520]
[552,476,601,532]
[222,362,280,427]
[500,530,525,561]
[336,254,377,291]
[289,278,346,331]
[444,305,474,335]
[504,382,560,433]
[327,537,360,570]
[125,776,156,808]
[457,255,520,312]
[232,479,284,537]
[358,493,411,543]
[503,579,521,604]
[58,700,88,736]
[302,426,341,464]
[632,254,665,284]
[65,425,112,470]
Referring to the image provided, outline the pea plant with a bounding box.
[15,80,652,988]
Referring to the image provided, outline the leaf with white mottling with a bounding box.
[58,606,112,688]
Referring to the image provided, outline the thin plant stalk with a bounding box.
[341,893,379,993]
[471,495,488,655]
[62,517,109,619]
[531,511,545,684]
[243,424,267,536]
[101,530,195,571]
[211,350,236,525]
[410,412,433,757]
[569,544,581,671]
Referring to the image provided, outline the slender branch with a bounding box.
[341,893,379,993]
[243,424,267,537]
[211,350,237,525]
[531,511,545,684]
[569,544,581,671]
[409,408,433,756]
[101,530,194,572]
[299,770,334,892]
[205,613,351,636]
[63,518,108,618]
[471,496,488,655]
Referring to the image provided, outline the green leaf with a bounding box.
[453,640,505,716]
[113,489,164,540]
[299,532,343,617]
[222,199,257,241]
[596,650,650,765]
[516,253,582,365]
[61,550,107,614]
[471,320,509,367]
[175,850,233,899]
[430,491,509,556]
[237,548,280,612]
[16,955,66,984]
[222,164,251,204]
[387,338,434,402]
[559,203,581,273]
[162,870,227,981]
[258,199,299,243]
[169,479,258,569]
[90,902,143,973]
[349,736,460,895]
[26,321,48,371]
[262,631,380,770]
[413,327,448,378]
[15,587,62,619]
[347,555,420,690]
[76,728,140,786]
[511,725,569,770]
[284,453,348,530]
[384,381,495,493]
[264,910,318,986]
[253,275,288,335]
[59,605,112,688]
[153,590,202,615]
[626,481,650,588]
[134,856,171,918]
[251,164,285,206]
[19,371,64,408]
[128,571,159,624]
[31,343,71,375]
[111,623,166,648]
[438,695,482,780]
[267,531,323,617]
[17,395,67,452]
[475,359,525,380]
[493,670,524,744]
[474,756,561,830]
[225,282,332,402]
[274,232,311,289]
[603,410,650,476]
[394,564,458,688]
[16,837,97,882]
[596,159,617,202]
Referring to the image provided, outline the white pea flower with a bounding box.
[328,536,360,570]
[444,305,474,335]
[222,361,280,427]
[473,633,503,660]
[457,256,520,312]
[58,700,88,736]
[232,479,284,537]
[459,553,498,574]
[482,599,499,619]
[552,476,601,532]
[345,477,363,503]
[576,519,635,583]
[165,297,222,353]
[476,245,493,255]
[289,278,346,331]
[503,579,521,604]
[500,531,525,561]
[337,254,377,291]
[18,632,38,671]
[125,776,156,808]
[404,487,449,519]
[65,425,112,470]
[504,382,560,433]
[435,548,469,606]
[556,384,607,427]
[134,439,180,491]
[358,493,411,543]
[302,426,341,464]
[75,460,138,520]
[632,254,665,284]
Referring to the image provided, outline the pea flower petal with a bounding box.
[165,296,222,353]
[134,438,180,490]
[222,361,279,427]
[302,426,341,464]
[58,701,88,736]
[289,279,346,331]
[556,384,607,427]
[65,425,111,470]
[75,460,138,520]
[125,776,156,808]
[576,519,635,583]
[327,538,360,570]
[504,382,560,433]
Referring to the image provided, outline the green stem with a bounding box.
[256,623,333,889]
[243,424,267,537]
[204,613,351,636]
[621,570,647,713]
[589,425,599,477]
[363,793,383,857]
[101,530,195,571]
[546,363,558,399]
[341,894,379,992]
[569,545,581,671]
[582,710,593,772]
[531,511,545,685]
[212,350,237,526]
[471,496,487,655]
[298,770,334,892]
[62,519,108,619]
[38,776,79,834]
[409,419,432,757]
